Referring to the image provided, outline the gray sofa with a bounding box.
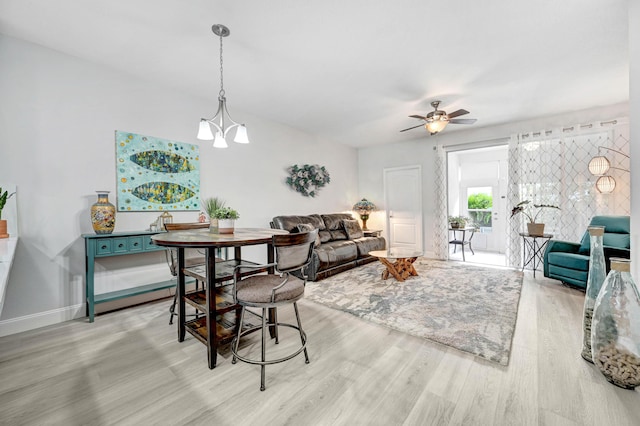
[271,213,386,281]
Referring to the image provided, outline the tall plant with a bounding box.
[0,187,16,220]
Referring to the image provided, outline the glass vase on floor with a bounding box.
[581,226,606,363]
[591,258,640,390]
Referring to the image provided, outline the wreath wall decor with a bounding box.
[286,164,331,197]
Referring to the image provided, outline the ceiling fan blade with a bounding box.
[447,109,470,119]
[399,123,426,132]
[449,118,477,124]
[409,114,427,120]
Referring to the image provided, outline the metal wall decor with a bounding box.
[286,164,330,197]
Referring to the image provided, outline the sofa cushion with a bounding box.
[318,230,332,243]
[315,240,358,270]
[320,213,353,241]
[547,252,589,271]
[342,219,364,239]
[321,213,354,230]
[353,236,386,257]
[272,214,326,233]
[294,223,321,247]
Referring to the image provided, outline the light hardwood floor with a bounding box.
[1,271,639,425]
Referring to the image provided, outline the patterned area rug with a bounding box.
[304,258,524,365]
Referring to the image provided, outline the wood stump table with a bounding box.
[369,249,423,282]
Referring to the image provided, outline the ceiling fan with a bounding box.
[400,100,477,135]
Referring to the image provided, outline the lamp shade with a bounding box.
[197,120,214,140]
[596,175,616,193]
[353,198,376,214]
[234,125,250,144]
[213,132,228,148]
[588,156,610,175]
[426,118,449,134]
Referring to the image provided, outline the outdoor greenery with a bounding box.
[467,193,493,227]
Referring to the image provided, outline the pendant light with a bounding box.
[197,24,250,148]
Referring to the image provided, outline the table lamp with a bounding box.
[352,198,376,230]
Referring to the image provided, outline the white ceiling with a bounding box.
[0,0,629,148]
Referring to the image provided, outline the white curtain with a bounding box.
[505,120,630,268]
[433,143,449,259]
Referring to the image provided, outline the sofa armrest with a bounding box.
[543,240,581,277]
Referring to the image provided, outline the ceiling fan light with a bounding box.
[233,125,250,144]
[588,156,610,175]
[197,120,214,140]
[213,132,228,148]
[426,118,449,134]
[595,175,616,193]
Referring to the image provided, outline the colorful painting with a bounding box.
[115,131,200,211]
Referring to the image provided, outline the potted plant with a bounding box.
[448,216,470,229]
[202,197,225,233]
[212,206,240,234]
[510,200,560,236]
[0,187,16,239]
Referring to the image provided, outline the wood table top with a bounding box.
[151,227,289,248]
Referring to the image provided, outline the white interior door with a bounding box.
[383,165,423,252]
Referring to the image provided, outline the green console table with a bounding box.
[83,230,178,322]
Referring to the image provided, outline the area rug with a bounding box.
[304,258,523,365]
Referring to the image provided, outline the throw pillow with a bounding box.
[342,219,364,239]
[294,223,321,247]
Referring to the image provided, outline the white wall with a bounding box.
[358,102,629,258]
[631,3,639,278]
[0,35,358,333]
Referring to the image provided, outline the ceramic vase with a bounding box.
[581,226,606,362]
[591,258,640,389]
[218,219,235,234]
[90,191,116,234]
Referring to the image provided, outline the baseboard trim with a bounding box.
[0,303,85,337]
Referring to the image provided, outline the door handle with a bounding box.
[389,210,393,218]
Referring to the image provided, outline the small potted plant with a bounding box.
[202,197,225,233]
[510,200,560,236]
[0,187,16,239]
[448,216,469,229]
[212,206,240,234]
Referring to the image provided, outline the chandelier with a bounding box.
[197,24,249,148]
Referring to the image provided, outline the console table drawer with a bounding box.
[113,238,129,253]
[143,235,164,252]
[128,236,143,252]
[96,240,113,255]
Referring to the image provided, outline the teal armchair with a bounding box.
[543,215,630,289]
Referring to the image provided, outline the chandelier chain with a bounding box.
[219,31,225,97]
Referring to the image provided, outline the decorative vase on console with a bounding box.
[90,191,116,234]
[591,258,640,389]
[581,226,606,363]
